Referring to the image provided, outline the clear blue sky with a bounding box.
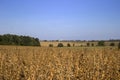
[0,0,120,40]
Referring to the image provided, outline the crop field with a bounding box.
[0,46,120,80]
[40,41,119,47]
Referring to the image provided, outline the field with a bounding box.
[40,41,119,47]
[0,45,120,80]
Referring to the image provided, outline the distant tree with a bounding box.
[44,40,47,42]
[110,43,115,46]
[0,34,40,46]
[35,38,41,46]
[91,43,94,46]
[49,44,53,47]
[57,43,64,47]
[56,40,59,42]
[118,42,120,50]
[98,41,105,46]
[67,43,71,47]
[87,43,90,47]
[0,35,2,42]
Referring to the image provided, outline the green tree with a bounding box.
[57,43,64,47]
[0,34,40,46]
[110,43,115,46]
[0,35,2,42]
[49,44,53,47]
[67,43,71,47]
[118,42,120,50]
[91,43,94,46]
[87,43,90,47]
[34,38,40,46]
[98,41,105,46]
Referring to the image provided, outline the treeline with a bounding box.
[0,34,40,46]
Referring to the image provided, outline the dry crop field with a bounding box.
[41,41,87,47]
[40,41,119,47]
[0,45,120,80]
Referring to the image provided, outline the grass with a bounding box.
[0,45,120,80]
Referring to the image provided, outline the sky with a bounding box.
[0,0,120,40]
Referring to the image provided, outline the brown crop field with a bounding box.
[0,45,120,80]
[40,41,119,47]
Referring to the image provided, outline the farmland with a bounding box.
[40,41,119,47]
[0,45,120,80]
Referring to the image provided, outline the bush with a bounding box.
[67,43,71,47]
[87,43,90,47]
[118,42,120,49]
[49,44,53,47]
[57,43,64,47]
[98,41,105,46]
[91,43,94,46]
[110,43,115,46]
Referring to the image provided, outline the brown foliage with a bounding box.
[0,46,120,80]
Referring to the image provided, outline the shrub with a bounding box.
[91,43,94,46]
[57,43,64,47]
[110,43,115,46]
[49,44,53,47]
[118,42,120,49]
[98,41,105,46]
[87,43,90,47]
[67,43,71,47]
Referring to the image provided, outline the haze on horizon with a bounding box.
[0,0,120,40]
